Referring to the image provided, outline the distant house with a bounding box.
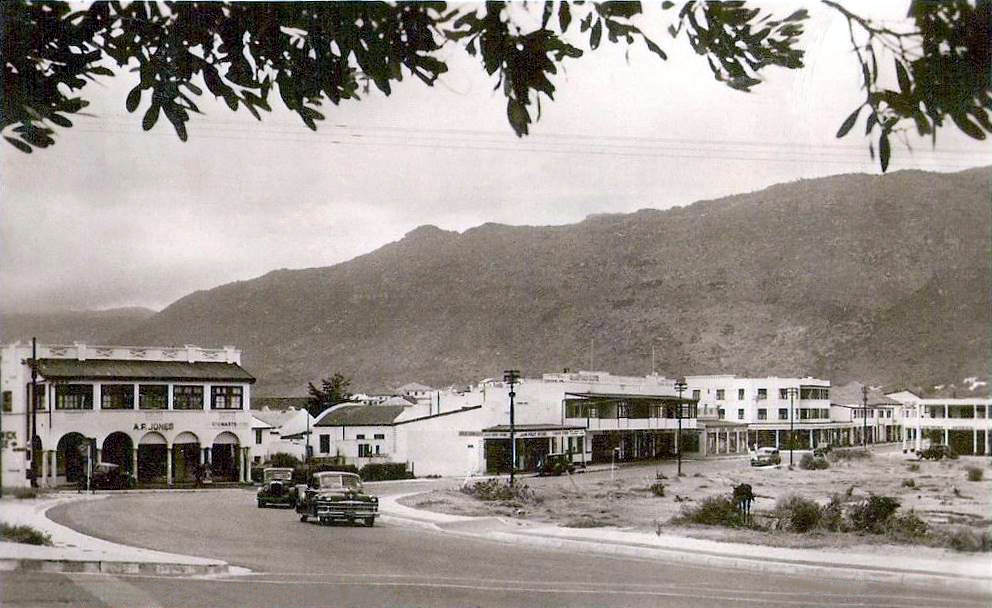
[395,382,434,403]
[250,406,315,464]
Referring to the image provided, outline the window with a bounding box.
[757,408,767,420]
[358,443,372,457]
[55,384,93,410]
[737,388,745,400]
[692,389,700,400]
[779,388,788,399]
[778,408,788,420]
[139,385,168,410]
[2,391,11,412]
[102,384,134,410]
[800,409,809,420]
[356,434,366,440]
[715,389,725,400]
[320,434,330,454]
[30,385,46,410]
[211,386,243,409]
[254,429,263,444]
[823,409,830,419]
[757,388,767,400]
[373,433,385,440]
[374,445,381,455]
[718,408,725,420]
[173,385,204,410]
[737,408,744,420]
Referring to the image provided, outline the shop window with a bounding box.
[737,408,744,420]
[778,408,788,420]
[374,433,385,440]
[737,388,745,400]
[358,443,372,457]
[757,408,767,420]
[715,389,725,400]
[211,386,243,410]
[102,384,134,410]
[757,388,767,400]
[320,434,330,454]
[55,384,93,410]
[2,390,11,412]
[173,385,204,410]
[139,385,168,410]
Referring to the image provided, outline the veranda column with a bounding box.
[132,449,138,482]
[41,450,49,487]
[775,430,780,449]
[166,444,173,485]
[51,450,58,486]
[241,447,249,482]
[973,428,978,456]
[944,428,949,445]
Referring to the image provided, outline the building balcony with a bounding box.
[564,417,697,432]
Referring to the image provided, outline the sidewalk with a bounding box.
[0,495,235,576]
[378,493,992,596]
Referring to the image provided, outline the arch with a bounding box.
[137,432,167,483]
[172,431,201,483]
[173,431,200,445]
[102,432,134,475]
[56,432,88,484]
[210,432,240,481]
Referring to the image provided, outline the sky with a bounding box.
[2,1,988,313]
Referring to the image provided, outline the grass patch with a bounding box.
[0,522,52,546]
[829,448,872,462]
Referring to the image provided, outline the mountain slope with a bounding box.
[115,167,991,395]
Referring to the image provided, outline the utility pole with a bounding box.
[862,384,868,449]
[503,370,520,486]
[787,387,799,467]
[674,378,687,477]
[30,338,38,488]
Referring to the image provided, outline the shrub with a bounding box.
[847,495,901,533]
[250,467,264,483]
[461,479,536,503]
[0,522,52,546]
[649,481,666,497]
[907,463,920,472]
[678,496,743,527]
[885,510,929,543]
[775,495,822,533]
[268,452,301,468]
[829,448,872,462]
[965,466,984,482]
[360,462,413,482]
[799,453,829,470]
[820,495,846,532]
[935,526,992,552]
[901,478,916,488]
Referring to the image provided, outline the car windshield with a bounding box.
[264,469,293,482]
[316,474,361,491]
[758,448,777,455]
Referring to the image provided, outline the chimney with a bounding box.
[74,342,87,361]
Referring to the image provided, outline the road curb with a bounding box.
[377,514,443,532]
[0,557,229,576]
[485,531,992,596]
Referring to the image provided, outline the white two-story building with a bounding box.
[0,341,255,488]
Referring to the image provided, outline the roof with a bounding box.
[830,381,900,407]
[381,395,417,406]
[252,397,310,411]
[396,382,434,393]
[565,391,688,402]
[37,358,255,383]
[252,409,298,429]
[482,424,587,432]
[314,405,407,427]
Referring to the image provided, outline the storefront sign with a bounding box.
[211,421,243,428]
[133,422,174,431]
[483,428,585,439]
[458,431,482,436]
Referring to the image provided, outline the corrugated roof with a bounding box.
[831,381,900,407]
[37,358,255,383]
[314,405,407,427]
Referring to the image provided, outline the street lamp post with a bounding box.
[503,370,520,486]
[786,387,799,467]
[862,384,868,450]
[674,378,687,477]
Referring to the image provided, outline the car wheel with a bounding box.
[257,500,265,508]
[365,517,375,527]
[299,513,308,523]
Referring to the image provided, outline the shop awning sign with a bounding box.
[483,428,585,439]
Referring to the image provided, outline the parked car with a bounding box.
[750,447,782,467]
[81,462,135,490]
[536,452,576,476]
[257,467,296,508]
[296,471,378,526]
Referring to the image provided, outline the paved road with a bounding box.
[3,484,988,607]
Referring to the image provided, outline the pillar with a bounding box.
[973,429,978,456]
[809,431,814,448]
[775,430,780,449]
[199,447,205,465]
[41,450,49,487]
[944,428,949,445]
[132,448,138,482]
[95,448,102,464]
[241,447,248,483]
[735,431,740,454]
[166,444,173,485]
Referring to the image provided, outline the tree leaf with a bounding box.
[542,1,553,29]
[895,60,911,95]
[836,107,860,138]
[48,113,73,128]
[142,103,160,131]
[879,132,890,172]
[644,37,668,60]
[661,1,674,9]
[4,136,33,154]
[558,1,571,30]
[126,85,142,113]
[951,112,986,140]
[590,19,602,49]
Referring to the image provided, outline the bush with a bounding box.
[907,463,920,472]
[799,453,829,470]
[847,495,901,533]
[820,495,846,532]
[268,452,301,468]
[461,479,536,503]
[678,496,744,527]
[250,467,264,483]
[0,522,52,546]
[936,526,992,552]
[775,495,822,533]
[649,481,666,497]
[884,510,929,543]
[360,462,413,482]
[965,466,984,482]
[901,478,916,488]
[829,448,872,462]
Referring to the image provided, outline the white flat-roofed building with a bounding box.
[0,341,256,488]
[888,391,991,455]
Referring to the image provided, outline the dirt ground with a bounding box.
[399,446,992,552]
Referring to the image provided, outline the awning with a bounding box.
[482,425,586,439]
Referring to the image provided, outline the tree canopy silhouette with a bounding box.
[306,373,353,418]
[2,1,988,171]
